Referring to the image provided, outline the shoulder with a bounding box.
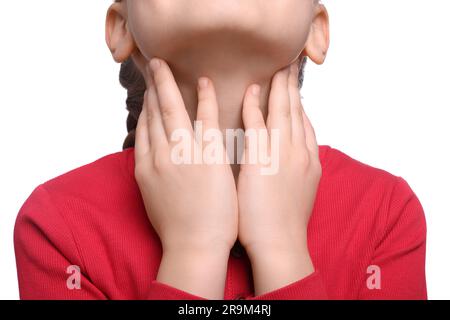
[42,148,135,196]
[320,145,410,195]
[15,148,137,226]
[320,144,426,232]
[325,145,422,198]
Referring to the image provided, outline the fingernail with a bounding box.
[150,58,161,71]
[198,77,209,89]
[251,84,261,96]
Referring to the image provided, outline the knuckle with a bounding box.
[198,90,212,103]
[196,110,214,123]
[313,160,323,178]
[249,119,265,129]
[134,162,149,183]
[200,119,216,131]
[297,152,311,167]
[152,152,170,172]
[146,107,155,122]
[280,108,291,118]
[153,73,166,87]
[160,106,176,121]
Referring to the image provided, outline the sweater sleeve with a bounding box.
[14,185,107,299]
[145,273,328,300]
[247,270,328,300]
[147,281,208,300]
[358,176,427,299]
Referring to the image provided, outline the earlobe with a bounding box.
[105,3,136,63]
[303,5,330,65]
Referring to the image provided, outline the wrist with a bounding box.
[251,248,315,296]
[247,240,312,270]
[162,245,231,264]
[162,236,235,256]
[157,246,230,299]
[244,228,309,259]
[245,235,314,297]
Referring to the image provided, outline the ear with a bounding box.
[105,3,136,63]
[303,4,330,65]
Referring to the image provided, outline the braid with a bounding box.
[119,58,146,150]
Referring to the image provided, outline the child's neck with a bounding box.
[137,46,302,179]
[138,43,301,132]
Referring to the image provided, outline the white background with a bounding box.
[1,0,449,299]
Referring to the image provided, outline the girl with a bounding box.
[14,0,427,300]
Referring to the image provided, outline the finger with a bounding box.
[302,108,319,156]
[242,84,269,163]
[134,96,150,166]
[196,77,220,132]
[267,66,291,142]
[148,58,193,140]
[242,84,266,131]
[146,75,169,150]
[287,61,307,148]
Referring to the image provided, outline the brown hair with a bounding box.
[119,57,308,150]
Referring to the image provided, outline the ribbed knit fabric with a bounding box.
[13,145,427,300]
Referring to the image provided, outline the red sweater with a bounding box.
[14,145,427,300]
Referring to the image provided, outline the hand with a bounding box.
[237,59,322,295]
[134,58,238,299]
